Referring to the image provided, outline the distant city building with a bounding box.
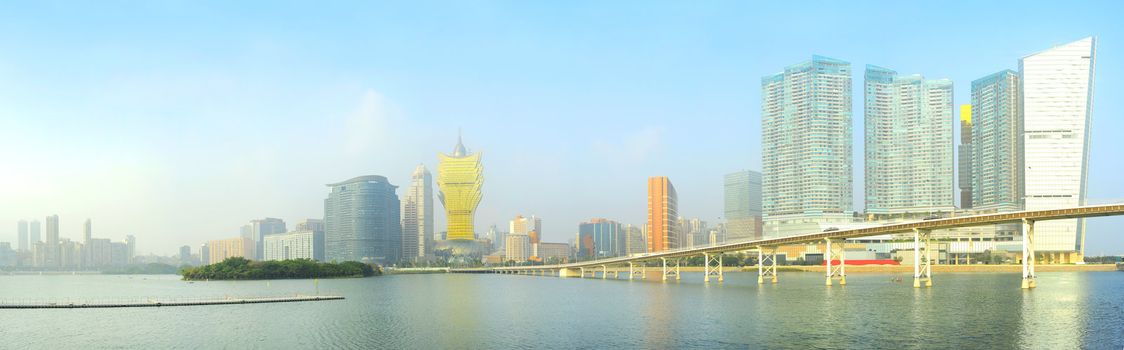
[295,219,325,232]
[535,242,571,263]
[200,243,210,265]
[485,225,507,253]
[678,218,705,248]
[623,224,645,255]
[762,56,854,238]
[971,70,1021,212]
[29,220,41,245]
[240,224,252,240]
[45,215,60,267]
[264,230,325,261]
[59,239,81,268]
[125,235,136,264]
[509,215,542,242]
[724,170,763,242]
[0,242,14,267]
[1019,37,1096,260]
[437,133,484,241]
[249,218,286,260]
[109,241,129,266]
[180,245,192,265]
[504,234,531,263]
[864,65,955,215]
[401,164,435,262]
[87,238,113,267]
[207,237,255,262]
[325,175,402,264]
[579,218,623,258]
[17,220,28,252]
[83,219,92,244]
[646,176,678,252]
[959,104,974,209]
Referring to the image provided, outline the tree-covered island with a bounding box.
[180,257,380,280]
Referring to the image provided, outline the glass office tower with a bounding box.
[1019,37,1096,260]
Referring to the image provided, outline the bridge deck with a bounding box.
[453,204,1124,273]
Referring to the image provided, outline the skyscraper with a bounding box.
[959,104,973,209]
[971,70,1021,212]
[30,220,41,245]
[724,170,762,241]
[646,176,678,252]
[325,175,402,264]
[509,215,542,243]
[83,218,92,244]
[437,133,483,241]
[17,220,28,252]
[579,218,623,258]
[401,164,435,262]
[1019,37,1096,260]
[180,245,192,265]
[45,215,59,267]
[762,56,853,238]
[250,218,286,260]
[125,235,136,263]
[864,66,955,215]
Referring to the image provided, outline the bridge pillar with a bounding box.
[1022,219,1037,289]
[579,267,585,278]
[757,245,778,284]
[601,265,608,280]
[825,238,846,286]
[661,258,680,281]
[913,228,932,288]
[629,262,645,280]
[704,252,723,283]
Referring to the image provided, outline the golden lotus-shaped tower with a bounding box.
[437,133,483,241]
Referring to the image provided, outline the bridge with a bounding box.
[451,204,1124,289]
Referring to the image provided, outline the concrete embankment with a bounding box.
[0,295,344,309]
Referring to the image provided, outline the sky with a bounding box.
[2,1,1123,256]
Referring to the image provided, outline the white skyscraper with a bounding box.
[401,164,435,262]
[1019,37,1096,260]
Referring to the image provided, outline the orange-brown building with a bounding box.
[646,176,678,252]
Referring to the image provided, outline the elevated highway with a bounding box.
[451,204,1124,289]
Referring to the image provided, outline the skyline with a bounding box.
[2,2,1124,255]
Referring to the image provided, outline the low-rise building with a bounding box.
[263,230,325,261]
[535,242,571,263]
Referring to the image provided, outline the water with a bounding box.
[2,271,1123,349]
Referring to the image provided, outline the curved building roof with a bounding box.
[327,175,391,187]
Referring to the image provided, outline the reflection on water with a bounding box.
[1,272,1122,348]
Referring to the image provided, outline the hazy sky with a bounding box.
[2,1,1123,255]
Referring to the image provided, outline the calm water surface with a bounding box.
[1,271,1123,349]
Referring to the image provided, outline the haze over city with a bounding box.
[2,1,1123,256]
